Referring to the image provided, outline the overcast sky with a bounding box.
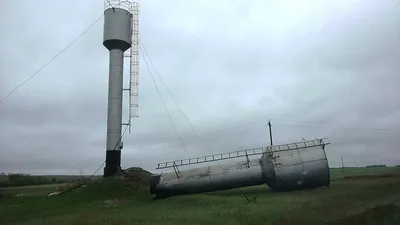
[1,0,400,175]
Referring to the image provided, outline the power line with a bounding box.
[273,123,400,131]
[179,118,400,135]
[0,15,104,104]
[139,45,188,152]
[166,120,400,141]
[139,40,208,152]
[139,40,255,203]
[267,118,400,131]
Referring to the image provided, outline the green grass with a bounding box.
[0,167,399,225]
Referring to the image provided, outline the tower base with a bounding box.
[103,150,121,177]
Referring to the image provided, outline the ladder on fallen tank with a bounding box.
[156,138,330,170]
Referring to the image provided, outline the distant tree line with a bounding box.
[331,165,400,169]
[365,165,387,168]
[0,173,67,187]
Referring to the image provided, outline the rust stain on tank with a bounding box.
[272,155,283,166]
[236,162,248,170]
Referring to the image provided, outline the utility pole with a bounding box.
[341,156,344,172]
[268,119,273,146]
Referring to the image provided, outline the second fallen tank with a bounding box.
[261,140,330,191]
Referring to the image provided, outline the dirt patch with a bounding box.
[114,167,152,187]
[53,182,86,195]
[49,167,152,196]
[325,203,400,225]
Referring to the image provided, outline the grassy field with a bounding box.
[329,166,399,179]
[0,167,399,225]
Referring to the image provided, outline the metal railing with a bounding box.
[156,138,330,169]
[104,0,132,12]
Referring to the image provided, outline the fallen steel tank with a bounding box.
[150,138,330,198]
[260,140,330,191]
[150,159,264,198]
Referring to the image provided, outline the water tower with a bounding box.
[103,0,139,177]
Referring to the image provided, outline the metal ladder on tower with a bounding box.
[126,2,140,133]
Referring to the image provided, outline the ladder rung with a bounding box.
[128,16,139,122]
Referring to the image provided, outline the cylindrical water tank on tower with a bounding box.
[103,0,133,177]
[103,1,132,51]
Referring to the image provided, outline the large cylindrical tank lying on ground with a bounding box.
[150,139,330,198]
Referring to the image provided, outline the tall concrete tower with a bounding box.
[102,0,137,177]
